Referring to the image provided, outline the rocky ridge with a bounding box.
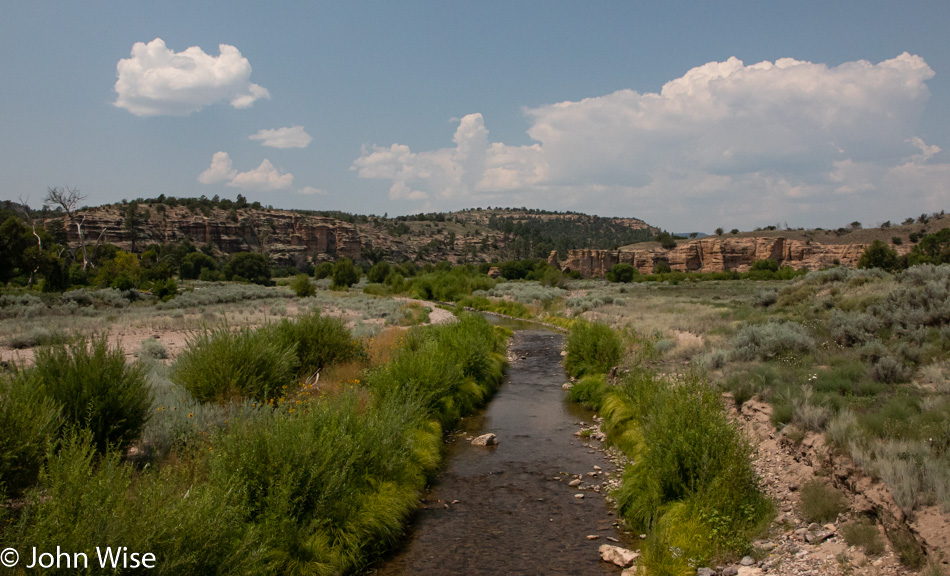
[555,237,912,277]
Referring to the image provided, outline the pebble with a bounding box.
[574,493,584,499]
[568,478,582,487]
[586,535,600,540]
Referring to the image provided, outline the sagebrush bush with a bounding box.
[29,336,151,453]
[730,321,815,361]
[6,326,69,349]
[0,375,61,494]
[172,325,298,402]
[868,356,911,384]
[829,310,881,346]
[138,337,168,360]
[564,320,623,377]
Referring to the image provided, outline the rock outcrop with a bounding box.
[557,237,906,277]
[55,206,362,268]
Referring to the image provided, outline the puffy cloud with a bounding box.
[114,38,270,117]
[352,113,546,202]
[198,152,293,191]
[355,53,945,229]
[249,126,312,148]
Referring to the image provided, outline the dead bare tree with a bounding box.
[44,186,90,269]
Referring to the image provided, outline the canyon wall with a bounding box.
[556,237,896,277]
[59,207,362,267]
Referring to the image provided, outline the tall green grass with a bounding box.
[564,320,623,378]
[3,311,508,575]
[0,375,61,495]
[171,324,298,403]
[603,369,771,567]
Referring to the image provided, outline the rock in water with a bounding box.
[598,544,639,568]
[471,433,497,446]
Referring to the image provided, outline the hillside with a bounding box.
[42,198,660,268]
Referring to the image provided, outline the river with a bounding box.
[371,322,634,575]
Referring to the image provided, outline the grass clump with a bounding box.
[568,374,607,410]
[172,324,298,403]
[798,479,847,523]
[28,336,151,453]
[840,517,885,555]
[564,320,623,378]
[606,369,772,565]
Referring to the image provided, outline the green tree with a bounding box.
[225,252,271,285]
[715,227,724,236]
[331,258,360,289]
[180,252,217,280]
[857,240,901,272]
[606,263,638,283]
[367,261,392,283]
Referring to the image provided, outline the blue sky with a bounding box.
[2,1,948,232]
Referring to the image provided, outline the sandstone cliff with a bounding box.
[557,237,909,277]
[57,205,362,268]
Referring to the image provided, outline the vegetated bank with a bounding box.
[563,320,773,574]
[0,311,507,575]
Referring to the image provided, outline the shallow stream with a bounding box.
[371,320,633,575]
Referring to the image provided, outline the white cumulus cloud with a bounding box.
[250,126,312,148]
[355,53,945,230]
[114,38,270,117]
[198,152,293,191]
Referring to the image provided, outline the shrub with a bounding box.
[751,259,779,272]
[266,312,365,377]
[289,273,316,297]
[0,375,61,494]
[29,336,151,453]
[172,325,298,403]
[752,288,778,307]
[841,517,885,555]
[731,321,815,361]
[798,479,847,523]
[6,326,69,349]
[869,356,911,384]
[606,263,637,283]
[14,431,253,574]
[568,375,607,410]
[829,310,881,346]
[138,337,168,360]
[151,278,178,301]
[653,260,672,274]
[564,321,623,378]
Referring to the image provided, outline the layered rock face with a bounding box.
[58,207,361,267]
[557,237,893,277]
